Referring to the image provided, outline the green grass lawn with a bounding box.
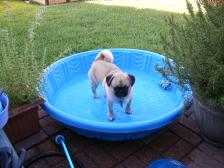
[0,0,182,65]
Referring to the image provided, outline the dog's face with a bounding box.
[106,72,135,98]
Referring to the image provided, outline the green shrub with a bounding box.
[159,0,224,111]
[0,1,47,109]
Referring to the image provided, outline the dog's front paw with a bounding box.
[125,108,132,114]
[93,95,100,99]
[108,114,114,121]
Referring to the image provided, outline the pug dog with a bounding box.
[88,49,135,121]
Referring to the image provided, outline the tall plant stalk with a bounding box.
[0,1,47,109]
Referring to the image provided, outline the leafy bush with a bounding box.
[0,1,47,109]
[199,0,223,6]
[159,0,224,111]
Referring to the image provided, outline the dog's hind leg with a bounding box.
[91,83,100,99]
[88,70,100,99]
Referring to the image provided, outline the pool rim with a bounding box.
[41,48,185,134]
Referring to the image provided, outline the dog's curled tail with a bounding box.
[95,49,114,63]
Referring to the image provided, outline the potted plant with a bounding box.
[157,0,224,146]
[0,2,47,143]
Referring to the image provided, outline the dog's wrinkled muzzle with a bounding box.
[114,86,129,98]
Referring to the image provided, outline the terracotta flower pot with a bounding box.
[193,97,224,147]
[3,98,44,143]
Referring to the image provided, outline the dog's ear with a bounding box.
[106,74,114,87]
[128,74,135,86]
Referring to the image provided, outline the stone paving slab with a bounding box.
[14,130,48,151]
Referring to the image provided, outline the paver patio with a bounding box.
[2,1,223,168]
[13,106,224,168]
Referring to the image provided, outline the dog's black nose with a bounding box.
[114,86,129,97]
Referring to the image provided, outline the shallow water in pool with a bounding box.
[51,70,182,123]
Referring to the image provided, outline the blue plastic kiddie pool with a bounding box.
[41,48,187,141]
[148,159,187,168]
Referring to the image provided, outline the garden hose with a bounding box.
[55,135,76,168]
[23,134,85,168]
[23,151,85,168]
